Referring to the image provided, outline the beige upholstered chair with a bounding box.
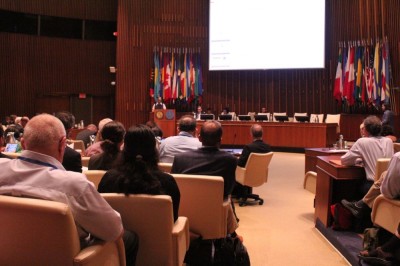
[172,174,230,240]
[371,194,400,234]
[247,112,256,121]
[70,139,86,153]
[374,158,390,182]
[158,162,173,173]
[235,152,274,206]
[83,170,106,189]
[325,114,341,133]
[303,171,317,194]
[393,143,400,153]
[2,152,21,159]
[310,114,324,123]
[0,195,125,266]
[102,193,189,266]
[81,156,90,168]
[293,112,308,122]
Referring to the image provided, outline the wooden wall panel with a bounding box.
[0,0,117,20]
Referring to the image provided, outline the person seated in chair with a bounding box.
[234,124,272,198]
[171,121,241,240]
[0,114,138,265]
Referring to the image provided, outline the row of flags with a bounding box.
[150,49,203,106]
[333,39,391,107]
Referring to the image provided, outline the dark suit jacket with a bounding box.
[171,146,237,199]
[237,139,272,167]
[76,129,96,148]
[63,146,82,173]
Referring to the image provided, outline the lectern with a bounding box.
[153,109,176,138]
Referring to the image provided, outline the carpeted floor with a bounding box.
[233,152,351,266]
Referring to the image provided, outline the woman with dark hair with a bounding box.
[98,124,180,221]
[88,121,125,170]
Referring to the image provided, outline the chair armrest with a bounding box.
[172,216,190,266]
[371,194,400,234]
[74,236,125,266]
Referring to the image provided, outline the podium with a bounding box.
[153,109,176,138]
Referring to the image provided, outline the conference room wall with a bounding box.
[115,0,400,128]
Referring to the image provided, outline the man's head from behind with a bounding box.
[199,121,222,147]
[363,115,382,137]
[178,115,197,135]
[55,111,75,137]
[21,114,66,162]
[251,124,263,139]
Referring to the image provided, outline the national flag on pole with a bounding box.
[381,40,390,102]
[154,51,161,99]
[163,53,171,102]
[333,47,343,104]
[354,45,364,102]
[373,42,381,103]
[344,46,355,105]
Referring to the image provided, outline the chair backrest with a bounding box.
[273,112,287,122]
[229,112,237,120]
[171,174,228,240]
[325,114,341,133]
[303,171,317,194]
[247,112,256,121]
[70,139,86,153]
[238,152,274,187]
[293,112,308,122]
[81,156,90,167]
[0,195,81,265]
[83,170,106,189]
[310,114,324,123]
[1,152,21,159]
[371,194,400,235]
[393,143,400,153]
[158,162,173,173]
[374,158,391,181]
[101,194,177,266]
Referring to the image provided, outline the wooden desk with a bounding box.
[315,156,365,227]
[304,148,347,173]
[196,121,337,148]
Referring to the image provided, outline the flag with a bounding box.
[354,45,364,102]
[333,47,343,104]
[171,52,178,100]
[344,46,355,105]
[381,40,390,102]
[153,51,161,99]
[163,52,171,102]
[373,42,381,103]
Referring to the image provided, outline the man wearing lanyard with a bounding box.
[0,114,138,265]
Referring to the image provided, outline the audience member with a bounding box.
[76,124,98,148]
[85,118,113,156]
[381,124,397,142]
[341,116,393,195]
[88,121,125,170]
[0,114,138,265]
[20,116,29,128]
[145,120,163,149]
[382,102,395,129]
[171,120,240,238]
[237,124,272,167]
[55,111,82,173]
[98,124,180,221]
[357,152,400,264]
[4,124,23,152]
[234,124,272,199]
[360,122,366,138]
[0,126,11,158]
[159,115,201,163]
[152,96,167,112]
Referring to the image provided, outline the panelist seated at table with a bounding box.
[340,115,394,196]
[220,107,237,121]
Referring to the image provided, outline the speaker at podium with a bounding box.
[153,109,176,138]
